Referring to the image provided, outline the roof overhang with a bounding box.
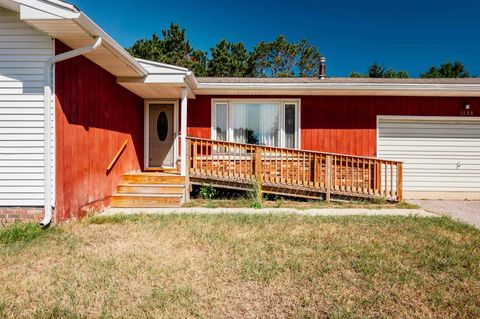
[117,59,197,98]
[0,0,147,77]
[194,82,480,97]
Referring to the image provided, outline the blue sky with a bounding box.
[74,0,479,77]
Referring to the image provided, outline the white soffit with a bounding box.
[7,0,147,77]
[117,59,196,98]
[117,82,189,99]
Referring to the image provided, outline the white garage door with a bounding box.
[377,116,480,194]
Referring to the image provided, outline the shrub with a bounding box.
[199,184,217,200]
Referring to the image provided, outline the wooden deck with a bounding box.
[188,137,403,202]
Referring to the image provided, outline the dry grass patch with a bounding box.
[0,214,479,318]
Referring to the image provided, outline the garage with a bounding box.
[377,116,480,199]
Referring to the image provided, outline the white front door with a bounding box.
[149,103,176,167]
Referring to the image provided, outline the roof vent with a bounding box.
[319,57,326,79]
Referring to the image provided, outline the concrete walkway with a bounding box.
[409,200,480,228]
[100,207,436,217]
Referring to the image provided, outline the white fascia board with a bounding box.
[185,71,198,89]
[11,0,147,77]
[194,82,480,96]
[136,58,190,73]
[75,13,147,77]
[118,74,186,84]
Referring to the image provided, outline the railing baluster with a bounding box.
[384,161,387,197]
[397,163,403,202]
[326,155,332,201]
[368,159,371,194]
[186,137,402,202]
[193,140,198,174]
[390,162,394,198]
[237,144,241,179]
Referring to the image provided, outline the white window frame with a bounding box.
[211,99,301,149]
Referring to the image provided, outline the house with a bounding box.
[0,0,478,225]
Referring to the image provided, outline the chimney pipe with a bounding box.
[319,57,326,79]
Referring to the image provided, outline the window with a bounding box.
[212,100,299,148]
[284,104,296,148]
[215,103,228,141]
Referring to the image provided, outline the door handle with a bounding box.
[456,162,461,168]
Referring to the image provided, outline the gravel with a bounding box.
[409,200,480,229]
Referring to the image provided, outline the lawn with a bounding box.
[0,214,479,318]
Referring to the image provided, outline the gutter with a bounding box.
[40,36,102,227]
[76,13,148,77]
[194,82,480,97]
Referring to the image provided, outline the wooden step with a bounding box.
[121,173,185,185]
[111,193,182,208]
[117,184,184,194]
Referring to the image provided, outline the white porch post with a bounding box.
[180,88,188,176]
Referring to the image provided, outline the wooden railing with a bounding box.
[106,139,128,173]
[187,137,403,202]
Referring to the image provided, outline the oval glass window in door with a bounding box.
[157,111,168,141]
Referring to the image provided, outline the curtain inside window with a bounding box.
[215,103,228,141]
[232,103,279,146]
[285,104,296,148]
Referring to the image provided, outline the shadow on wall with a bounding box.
[54,40,144,221]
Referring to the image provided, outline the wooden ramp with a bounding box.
[112,173,186,208]
[188,137,403,202]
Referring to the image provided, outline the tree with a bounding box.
[297,39,322,77]
[350,63,409,78]
[420,61,470,78]
[349,70,362,78]
[250,36,323,77]
[129,24,324,77]
[251,36,297,77]
[128,23,208,76]
[207,39,250,77]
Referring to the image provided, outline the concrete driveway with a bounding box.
[409,200,480,228]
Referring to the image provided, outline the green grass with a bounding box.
[0,214,478,318]
[0,222,54,245]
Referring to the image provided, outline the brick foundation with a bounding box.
[0,207,45,224]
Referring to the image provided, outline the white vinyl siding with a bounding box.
[377,116,480,192]
[0,8,54,206]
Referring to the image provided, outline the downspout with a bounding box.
[40,37,102,227]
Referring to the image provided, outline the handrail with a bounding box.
[187,136,401,164]
[106,139,128,173]
[187,137,403,202]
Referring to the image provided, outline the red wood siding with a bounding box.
[188,95,479,157]
[55,41,144,222]
[187,95,211,138]
[301,96,478,156]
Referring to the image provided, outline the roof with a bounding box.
[1,0,479,97]
[0,0,147,77]
[195,77,480,97]
[117,59,197,99]
[197,77,480,84]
